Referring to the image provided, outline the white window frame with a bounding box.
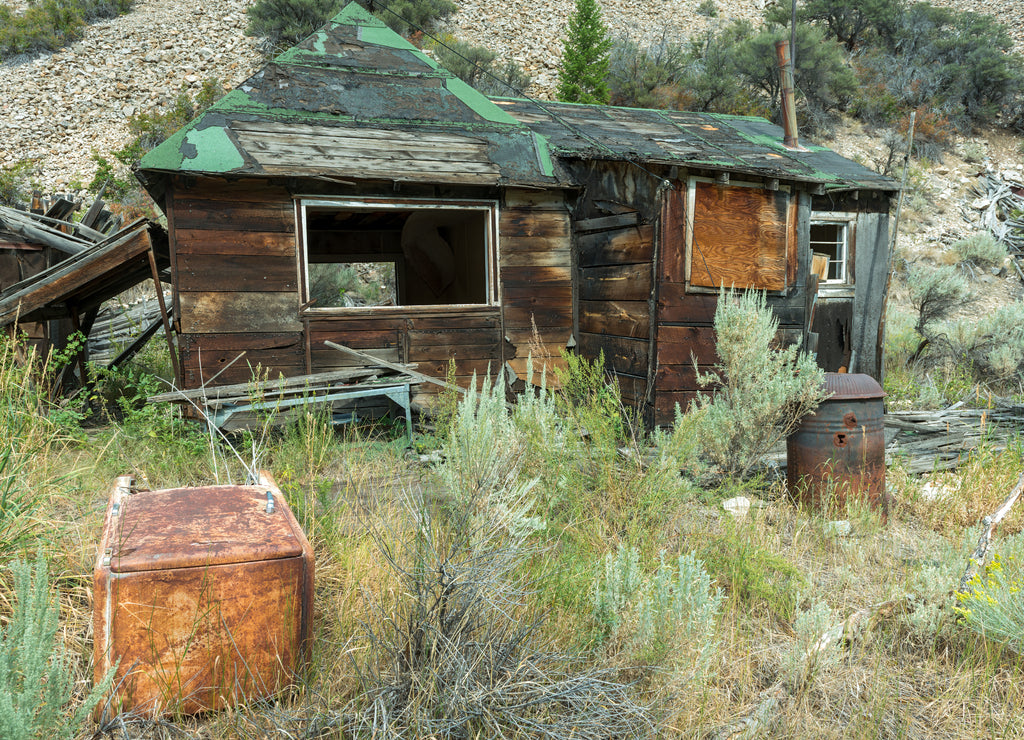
[809,212,856,294]
[296,196,500,314]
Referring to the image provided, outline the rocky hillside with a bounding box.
[1,0,1023,270]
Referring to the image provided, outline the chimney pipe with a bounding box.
[775,39,799,149]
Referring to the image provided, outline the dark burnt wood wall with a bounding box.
[565,163,814,426]
[569,162,660,414]
[166,177,573,400]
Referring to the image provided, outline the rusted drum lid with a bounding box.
[823,372,885,401]
[108,485,304,573]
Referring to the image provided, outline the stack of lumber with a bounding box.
[885,400,1024,474]
[88,293,170,365]
[147,362,422,432]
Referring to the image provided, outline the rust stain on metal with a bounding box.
[787,373,887,517]
[93,473,313,718]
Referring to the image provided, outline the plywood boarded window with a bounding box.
[299,198,496,311]
[686,178,794,292]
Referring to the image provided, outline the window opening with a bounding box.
[300,199,496,310]
[809,218,852,285]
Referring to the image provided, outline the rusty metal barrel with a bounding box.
[787,373,886,515]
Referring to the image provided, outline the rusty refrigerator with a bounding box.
[93,474,314,717]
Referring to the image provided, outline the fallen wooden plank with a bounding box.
[325,340,464,394]
[147,367,400,404]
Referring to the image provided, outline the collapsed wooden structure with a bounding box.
[0,198,172,385]
[0,3,899,426]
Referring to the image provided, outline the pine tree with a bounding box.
[557,0,612,104]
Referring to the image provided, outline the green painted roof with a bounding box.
[140,1,894,194]
[494,99,899,191]
[140,2,557,187]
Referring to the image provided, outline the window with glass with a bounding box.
[809,215,854,286]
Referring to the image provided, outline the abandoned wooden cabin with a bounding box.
[136,2,898,425]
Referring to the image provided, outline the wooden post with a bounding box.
[147,245,181,387]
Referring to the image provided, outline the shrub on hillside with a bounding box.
[607,36,689,110]
[953,232,1008,271]
[375,0,456,35]
[848,3,1024,133]
[907,263,971,341]
[0,0,132,60]
[246,0,454,48]
[0,161,33,208]
[766,0,902,52]
[942,303,1024,384]
[428,35,531,96]
[730,21,856,133]
[246,0,344,47]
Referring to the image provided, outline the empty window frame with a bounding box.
[298,198,497,311]
[809,214,855,286]
[685,177,795,292]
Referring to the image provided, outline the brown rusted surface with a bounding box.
[93,473,313,718]
[787,373,887,516]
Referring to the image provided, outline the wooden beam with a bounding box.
[148,245,181,387]
[325,340,464,394]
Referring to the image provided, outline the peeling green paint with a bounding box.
[357,24,419,50]
[137,1,560,187]
[533,133,555,177]
[311,30,327,53]
[443,77,518,125]
[140,124,191,170]
[180,127,244,172]
[211,89,358,123]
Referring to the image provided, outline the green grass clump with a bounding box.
[698,522,807,620]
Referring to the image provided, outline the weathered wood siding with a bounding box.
[169,178,573,399]
[575,211,654,408]
[499,189,573,383]
[852,211,889,379]
[651,183,811,426]
[168,177,302,387]
[306,310,503,397]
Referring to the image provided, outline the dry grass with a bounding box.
[2,334,1024,739]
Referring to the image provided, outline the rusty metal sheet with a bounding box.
[106,485,305,573]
